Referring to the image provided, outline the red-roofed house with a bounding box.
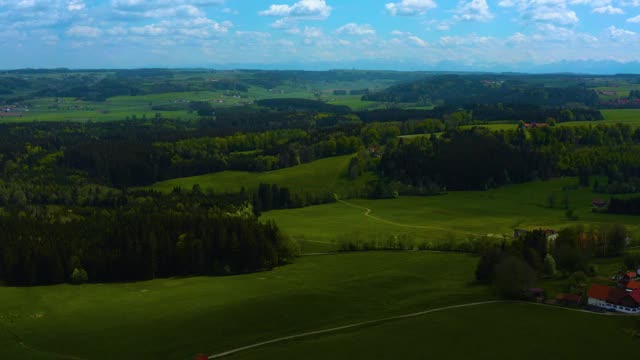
[625,272,637,281]
[556,293,582,306]
[631,290,640,304]
[587,284,640,314]
[627,281,640,291]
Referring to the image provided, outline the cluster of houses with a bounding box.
[587,271,640,313]
[513,228,558,241]
[1,106,23,117]
[579,270,640,314]
[544,270,640,313]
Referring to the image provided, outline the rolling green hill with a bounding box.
[0,252,490,360]
[264,177,640,252]
[150,155,375,197]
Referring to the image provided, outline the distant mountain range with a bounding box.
[199,60,640,75]
[5,60,640,75]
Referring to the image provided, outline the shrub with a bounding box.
[71,268,89,285]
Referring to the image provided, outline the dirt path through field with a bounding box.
[337,199,502,238]
[206,300,619,359]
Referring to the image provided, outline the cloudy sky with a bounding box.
[2,0,640,70]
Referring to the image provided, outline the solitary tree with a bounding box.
[493,256,536,299]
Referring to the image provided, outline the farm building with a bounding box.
[624,271,638,281]
[526,288,545,301]
[627,281,640,291]
[524,123,548,128]
[591,199,608,208]
[587,284,640,314]
[555,293,582,306]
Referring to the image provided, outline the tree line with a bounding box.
[0,201,296,286]
[476,225,627,298]
[380,124,640,191]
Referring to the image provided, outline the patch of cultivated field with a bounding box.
[231,302,637,360]
[150,155,375,197]
[601,109,640,126]
[0,252,490,360]
[326,96,382,111]
[263,178,640,250]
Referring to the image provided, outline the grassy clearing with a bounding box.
[601,109,640,125]
[149,155,375,197]
[264,178,640,251]
[326,96,382,111]
[0,252,490,360]
[231,302,638,360]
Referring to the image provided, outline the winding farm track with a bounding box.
[337,199,502,238]
[207,300,621,359]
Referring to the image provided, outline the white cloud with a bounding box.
[499,0,579,25]
[455,0,494,22]
[408,35,427,47]
[336,23,375,36]
[507,32,528,45]
[129,18,232,38]
[593,5,624,14]
[67,0,85,11]
[385,0,437,16]
[222,8,238,15]
[111,0,225,19]
[259,0,332,20]
[439,34,494,47]
[606,25,637,39]
[628,14,640,22]
[66,25,102,38]
[303,26,323,38]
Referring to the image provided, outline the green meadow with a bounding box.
[0,252,492,360]
[2,251,636,360]
[601,109,640,124]
[263,177,640,252]
[231,302,637,360]
[326,95,382,111]
[150,155,375,197]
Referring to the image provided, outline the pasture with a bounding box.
[150,155,375,197]
[230,302,638,360]
[264,177,640,253]
[0,252,491,360]
[601,109,640,125]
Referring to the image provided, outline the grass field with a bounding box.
[2,252,636,360]
[263,177,640,253]
[231,302,638,360]
[0,76,395,123]
[601,109,640,123]
[149,155,375,197]
[0,252,492,360]
[326,95,382,111]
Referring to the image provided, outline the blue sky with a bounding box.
[2,0,640,70]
